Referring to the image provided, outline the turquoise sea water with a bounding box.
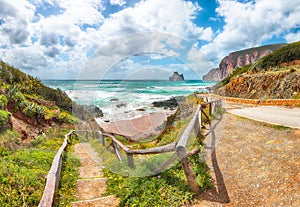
[42,80,216,119]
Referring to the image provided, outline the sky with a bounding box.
[0,0,300,80]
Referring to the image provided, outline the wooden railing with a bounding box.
[39,97,222,205]
[38,131,74,207]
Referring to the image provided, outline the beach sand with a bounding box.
[96,111,175,140]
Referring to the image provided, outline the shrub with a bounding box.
[0,110,11,131]
[58,111,79,124]
[0,95,7,110]
[254,41,300,71]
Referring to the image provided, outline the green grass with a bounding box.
[293,92,300,99]
[0,128,80,206]
[271,125,290,130]
[99,146,211,206]
[89,131,211,207]
[0,148,55,206]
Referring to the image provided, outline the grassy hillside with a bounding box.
[0,61,82,206]
[253,41,300,72]
[0,61,72,111]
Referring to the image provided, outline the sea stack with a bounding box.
[169,71,184,81]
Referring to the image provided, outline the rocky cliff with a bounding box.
[169,71,184,81]
[202,68,219,82]
[203,44,285,81]
[215,70,300,99]
[214,42,300,100]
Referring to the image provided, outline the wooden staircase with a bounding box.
[71,143,119,207]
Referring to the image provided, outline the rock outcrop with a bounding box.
[203,44,285,81]
[215,70,300,99]
[169,71,184,81]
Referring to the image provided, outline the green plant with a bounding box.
[22,102,37,118]
[254,41,300,72]
[0,148,55,206]
[90,139,211,207]
[7,85,19,102]
[0,128,80,206]
[101,153,211,207]
[54,153,80,206]
[0,129,21,154]
[293,92,300,99]
[0,110,11,131]
[0,95,8,110]
[58,111,79,124]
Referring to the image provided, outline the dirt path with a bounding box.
[194,113,300,206]
[71,143,119,207]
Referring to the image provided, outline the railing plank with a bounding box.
[177,105,201,150]
[38,133,71,207]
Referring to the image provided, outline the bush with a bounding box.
[58,111,79,124]
[254,41,300,71]
[0,95,7,110]
[0,110,11,131]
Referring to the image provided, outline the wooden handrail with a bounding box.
[177,105,201,151]
[38,131,75,207]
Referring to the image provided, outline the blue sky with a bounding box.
[0,0,299,79]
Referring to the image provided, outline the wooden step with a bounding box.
[79,166,104,179]
[75,178,107,200]
[71,195,119,207]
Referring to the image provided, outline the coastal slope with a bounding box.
[213,41,300,100]
[0,61,78,139]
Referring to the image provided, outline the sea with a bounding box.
[42,80,216,120]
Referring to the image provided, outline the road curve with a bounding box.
[227,106,300,129]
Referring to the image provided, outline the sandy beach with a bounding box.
[96,110,175,140]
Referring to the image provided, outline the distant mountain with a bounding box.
[214,41,300,100]
[203,44,286,81]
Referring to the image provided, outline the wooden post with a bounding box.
[211,102,215,114]
[209,102,212,115]
[176,147,200,193]
[113,142,123,161]
[92,131,95,139]
[85,131,88,140]
[194,115,200,137]
[127,153,135,168]
[99,132,105,146]
[198,110,202,128]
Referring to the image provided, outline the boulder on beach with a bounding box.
[152,97,179,110]
[72,104,103,120]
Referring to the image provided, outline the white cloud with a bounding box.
[1,0,299,80]
[0,0,35,45]
[285,31,300,43]
[99,0,212,41]
[110,0,126,6]
[201,0,300,66]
